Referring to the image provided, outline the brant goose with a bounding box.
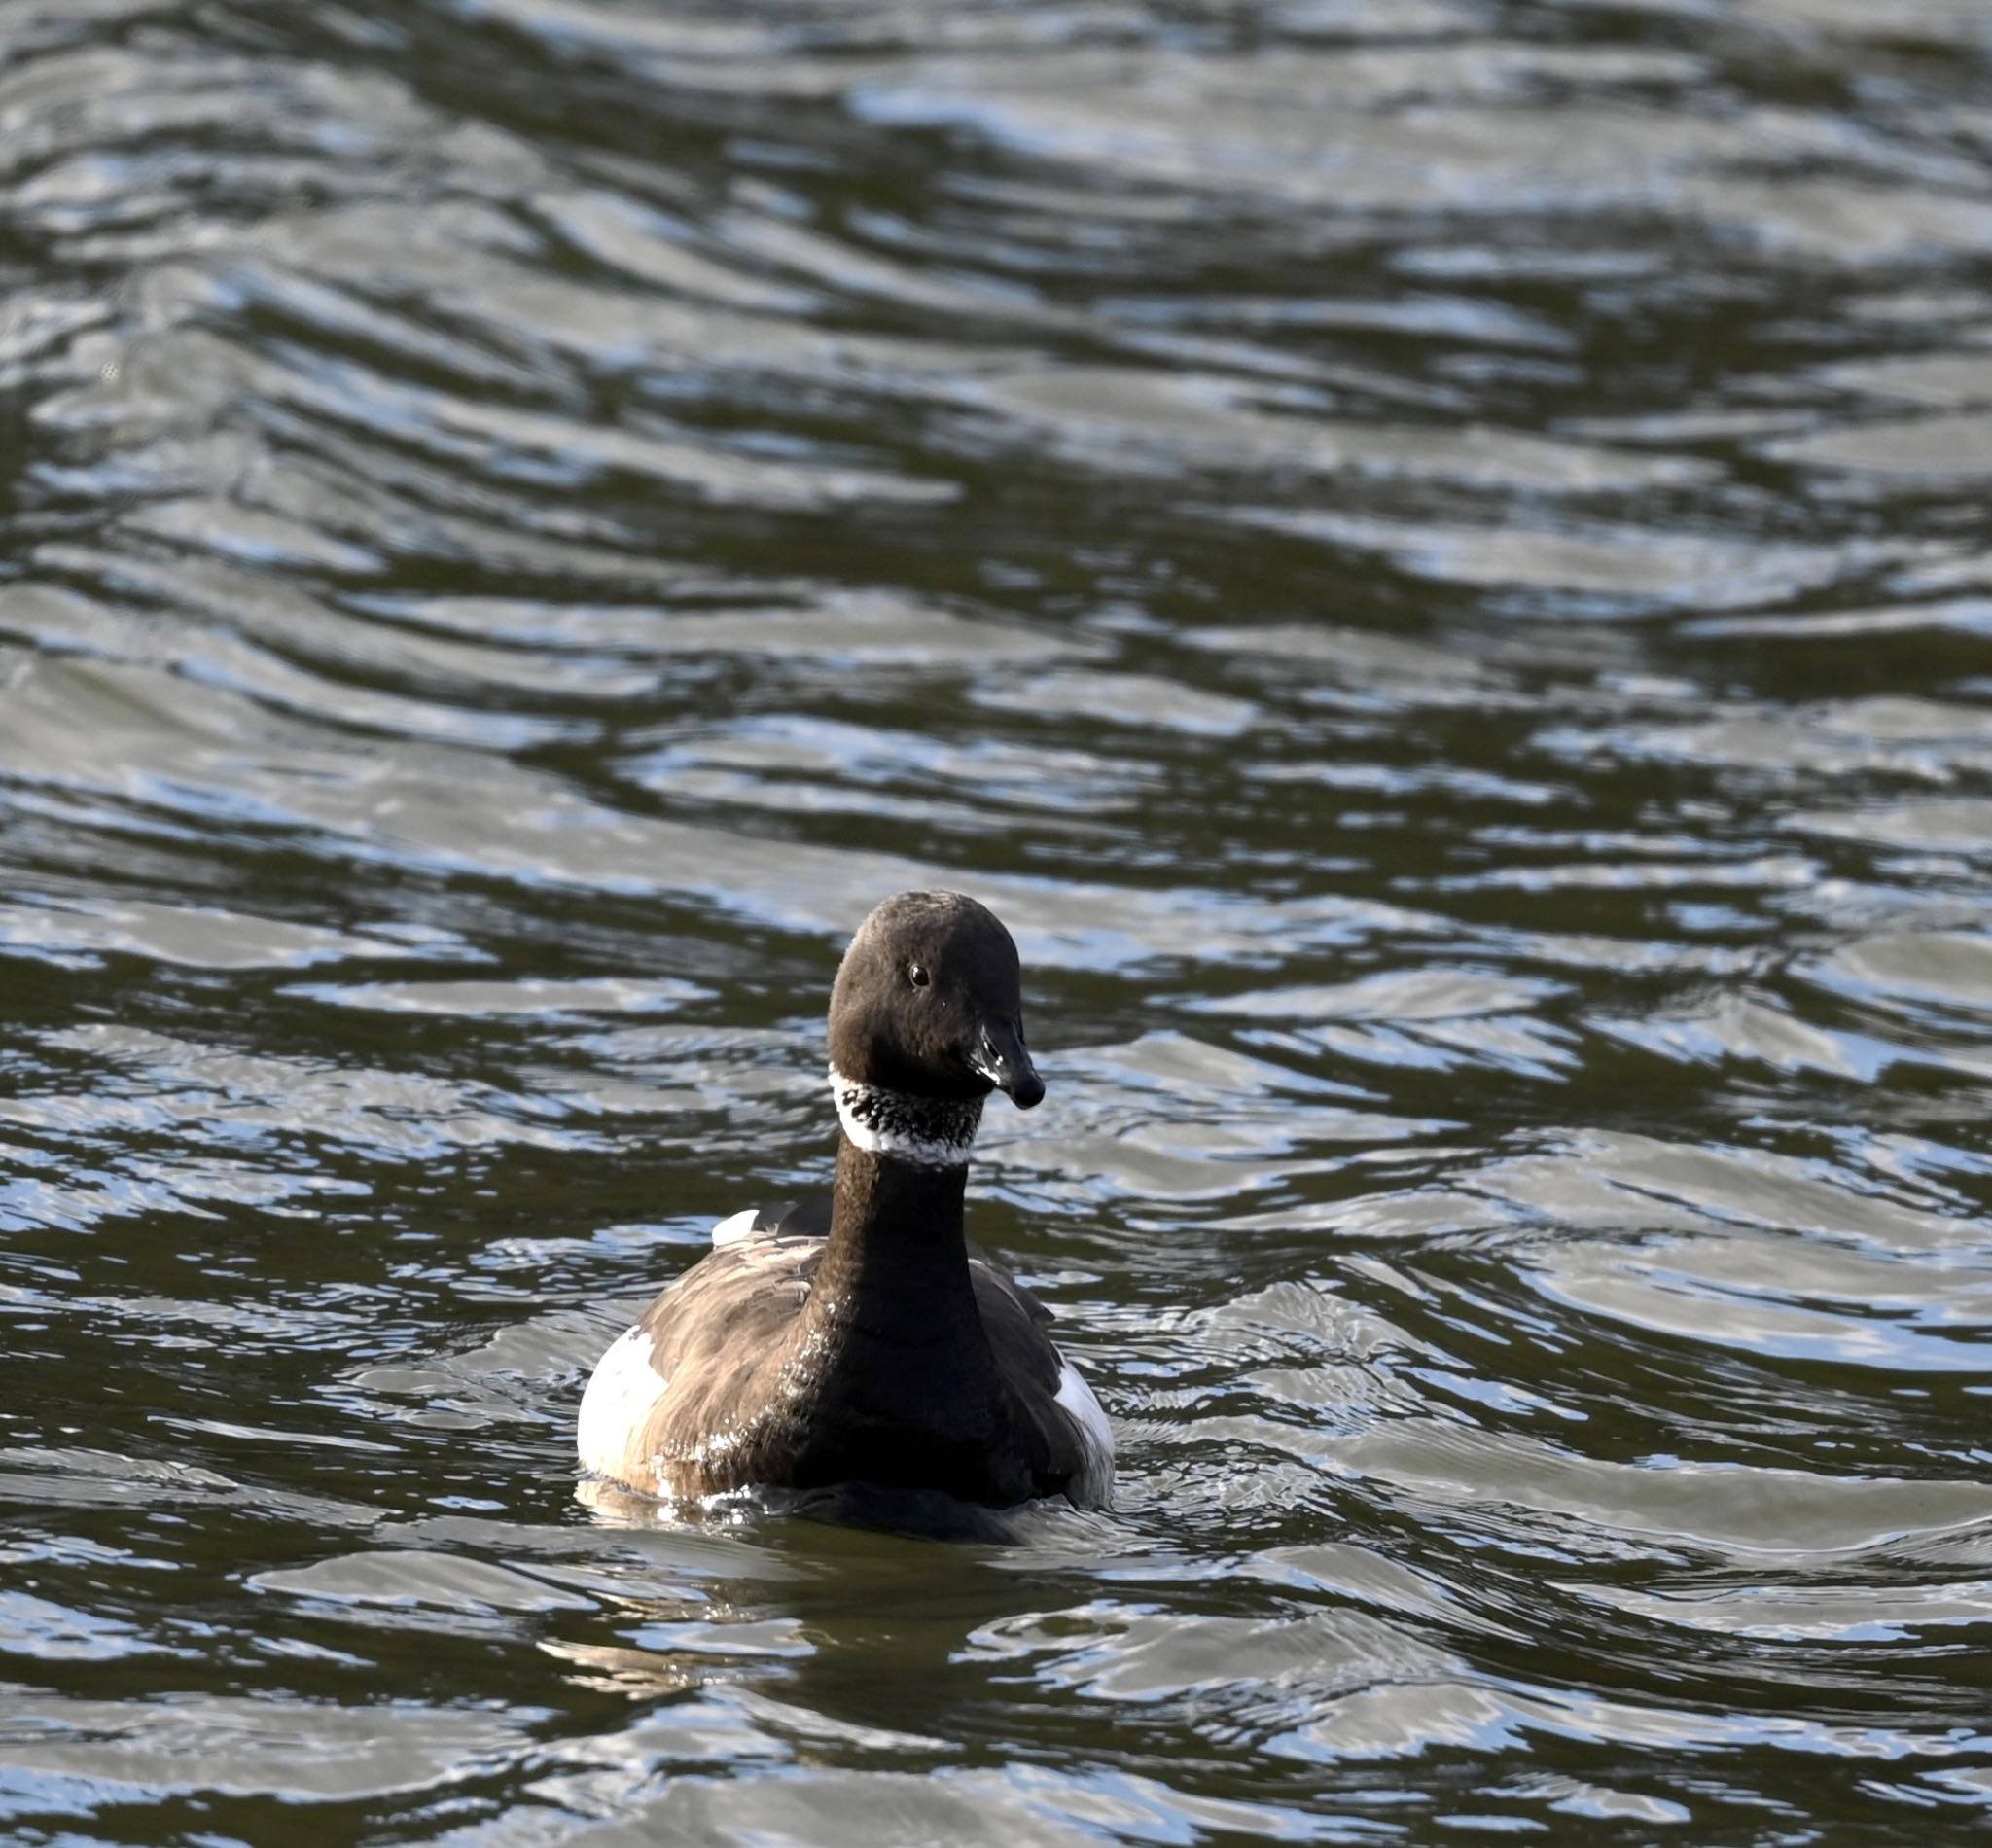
[577,891,1114,1512]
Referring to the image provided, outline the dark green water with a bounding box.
[4,1,1992,1841]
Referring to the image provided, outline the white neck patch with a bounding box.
[829,1064,982,1168]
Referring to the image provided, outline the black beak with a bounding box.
[971,1020,1044,1110]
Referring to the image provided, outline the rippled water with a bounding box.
[4,0,1992,1839]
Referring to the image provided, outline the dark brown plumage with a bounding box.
[577,892,1113,1513]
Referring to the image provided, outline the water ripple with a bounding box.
[2,0,1991,1839]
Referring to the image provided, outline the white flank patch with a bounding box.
[576,1325,664,1482]
[828,1063,978,1168]
[709,1207,760,1247]
[1053,1355,1116,1510]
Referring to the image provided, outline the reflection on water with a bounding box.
[3,0,1992,1839]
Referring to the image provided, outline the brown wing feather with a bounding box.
[968,1256,1105,1501]
[609,1236,820,1493]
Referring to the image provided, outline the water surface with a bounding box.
[4,1,1992,1841]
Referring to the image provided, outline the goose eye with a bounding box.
[907,963,931,989]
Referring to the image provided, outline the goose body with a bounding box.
[577,892,1114,1511]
